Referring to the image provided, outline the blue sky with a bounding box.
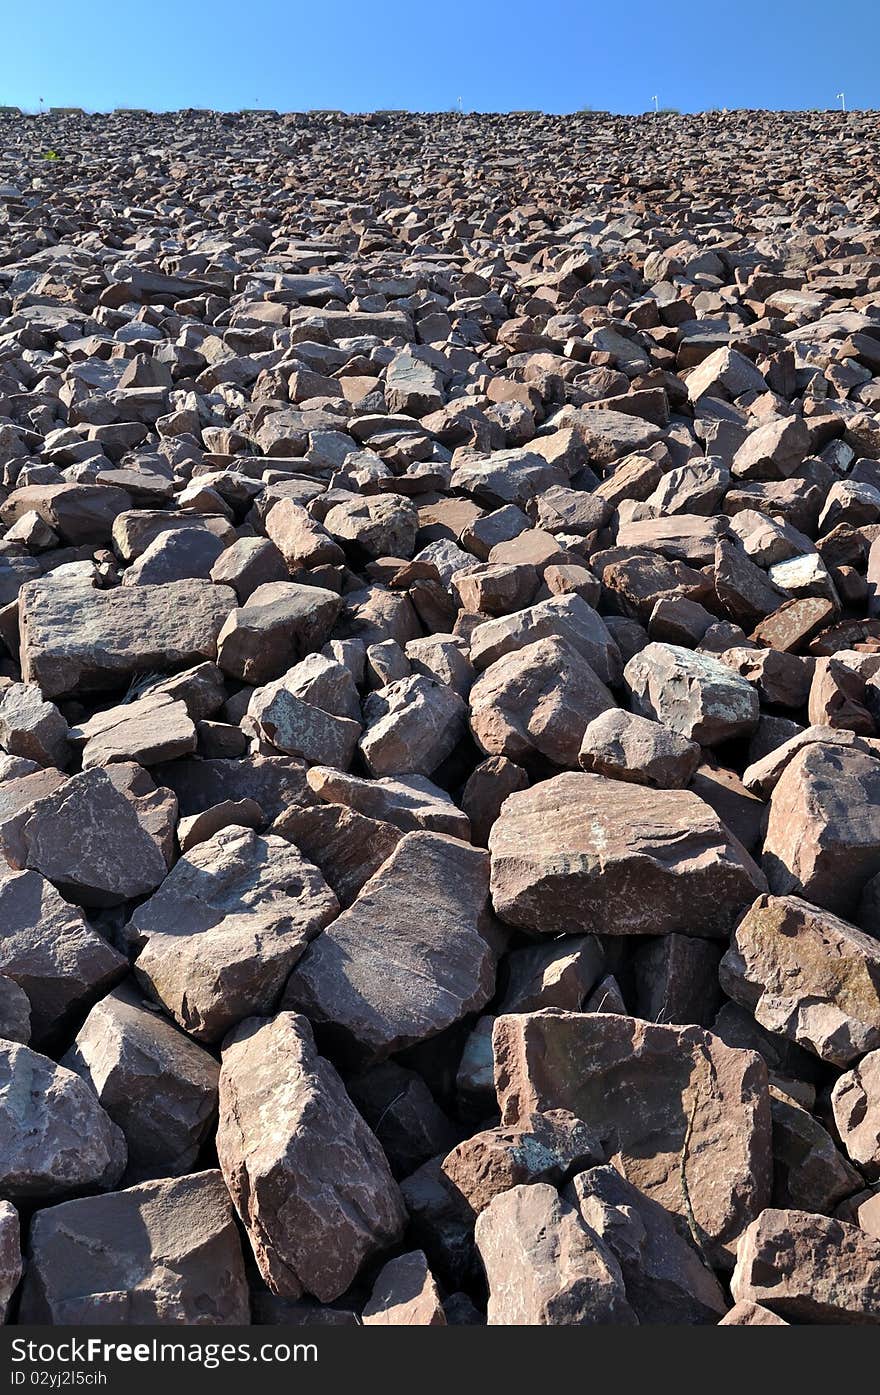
[2,0,876,114]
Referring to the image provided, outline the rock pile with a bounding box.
[1,104,880,1324]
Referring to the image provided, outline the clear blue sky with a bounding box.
[3,0,876,115]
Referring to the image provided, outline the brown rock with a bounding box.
[130,825,337,1042]
[832,1049,880,1179]
[0,867,125,1045]
[731,1208,880,1323]
[469,637,616,768]
[0,1040,126,1200]
[362,1251,446,1326]
[21,768,168,907]
[474,1182,636,1325]
[578,708,701,788]
[460,755,529,847]
[285,833,495,1061]
[442,1110,603,1216]
[493,1011,772,1261]
[624,642,759,746]
[719,894,880,1066]
[216,581,342,684]
[62,983,220,1181]
[19,1171,249,1324]
[0,683,69,768]
[717,1300,789,1325]
[489,772,765,937]
[273,802,402,907]
[569,1165,728,1324]
[217,1012,405,1300]
[20,578,235,699]
[761,743,880,914]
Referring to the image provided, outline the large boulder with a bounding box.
[20,578,235,698]
[18,1171,249,1324]
[489,772,765,936]
[493,1011,772,1262]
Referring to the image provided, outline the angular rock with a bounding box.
[624,642,759,746]
[493,1011,772,1260]
[285,833,495,1062]
[362,1250,446,1326]
[19,1171,249,1324]
[0,867,125,1044]
[0,1040,126,1200]
[469,637,616,768]
[719,894,880,1066]
[217,1012,405,1300]
[569,1165,728,1324]
[62,984,220,1181]
[216,581,341,685]
[360,675,466,777]
[0,683,69,768]
[130,825,338,1041]
[489,772,765,936]
[21,768,168,907]
[475,1182,636,1325]
[832,1049,880,1179]
[731,1208,880,1323]
[442,1110,603,1217]
[578,709,701,788]
[762,743,880,914]
[20,578,235,699]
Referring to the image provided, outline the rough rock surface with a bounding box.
[720,894,880,1065]
[475,1183,636,1325]
[216,1012,405,1301]
[129,826,338,1041]
[489,773,765,936]
[4,103,880,1323]
[493,1011,771,1260]
[19,1171,249,1324]
[0,1040,126,1199]
[285,832,495,1061]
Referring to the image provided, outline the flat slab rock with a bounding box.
[19,578,235,698]
[488,771,765,937]
[493,1010,771,1261]
[217,1012,405,1301]
[285,831,496,1061]
[18,1170,249,1324]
